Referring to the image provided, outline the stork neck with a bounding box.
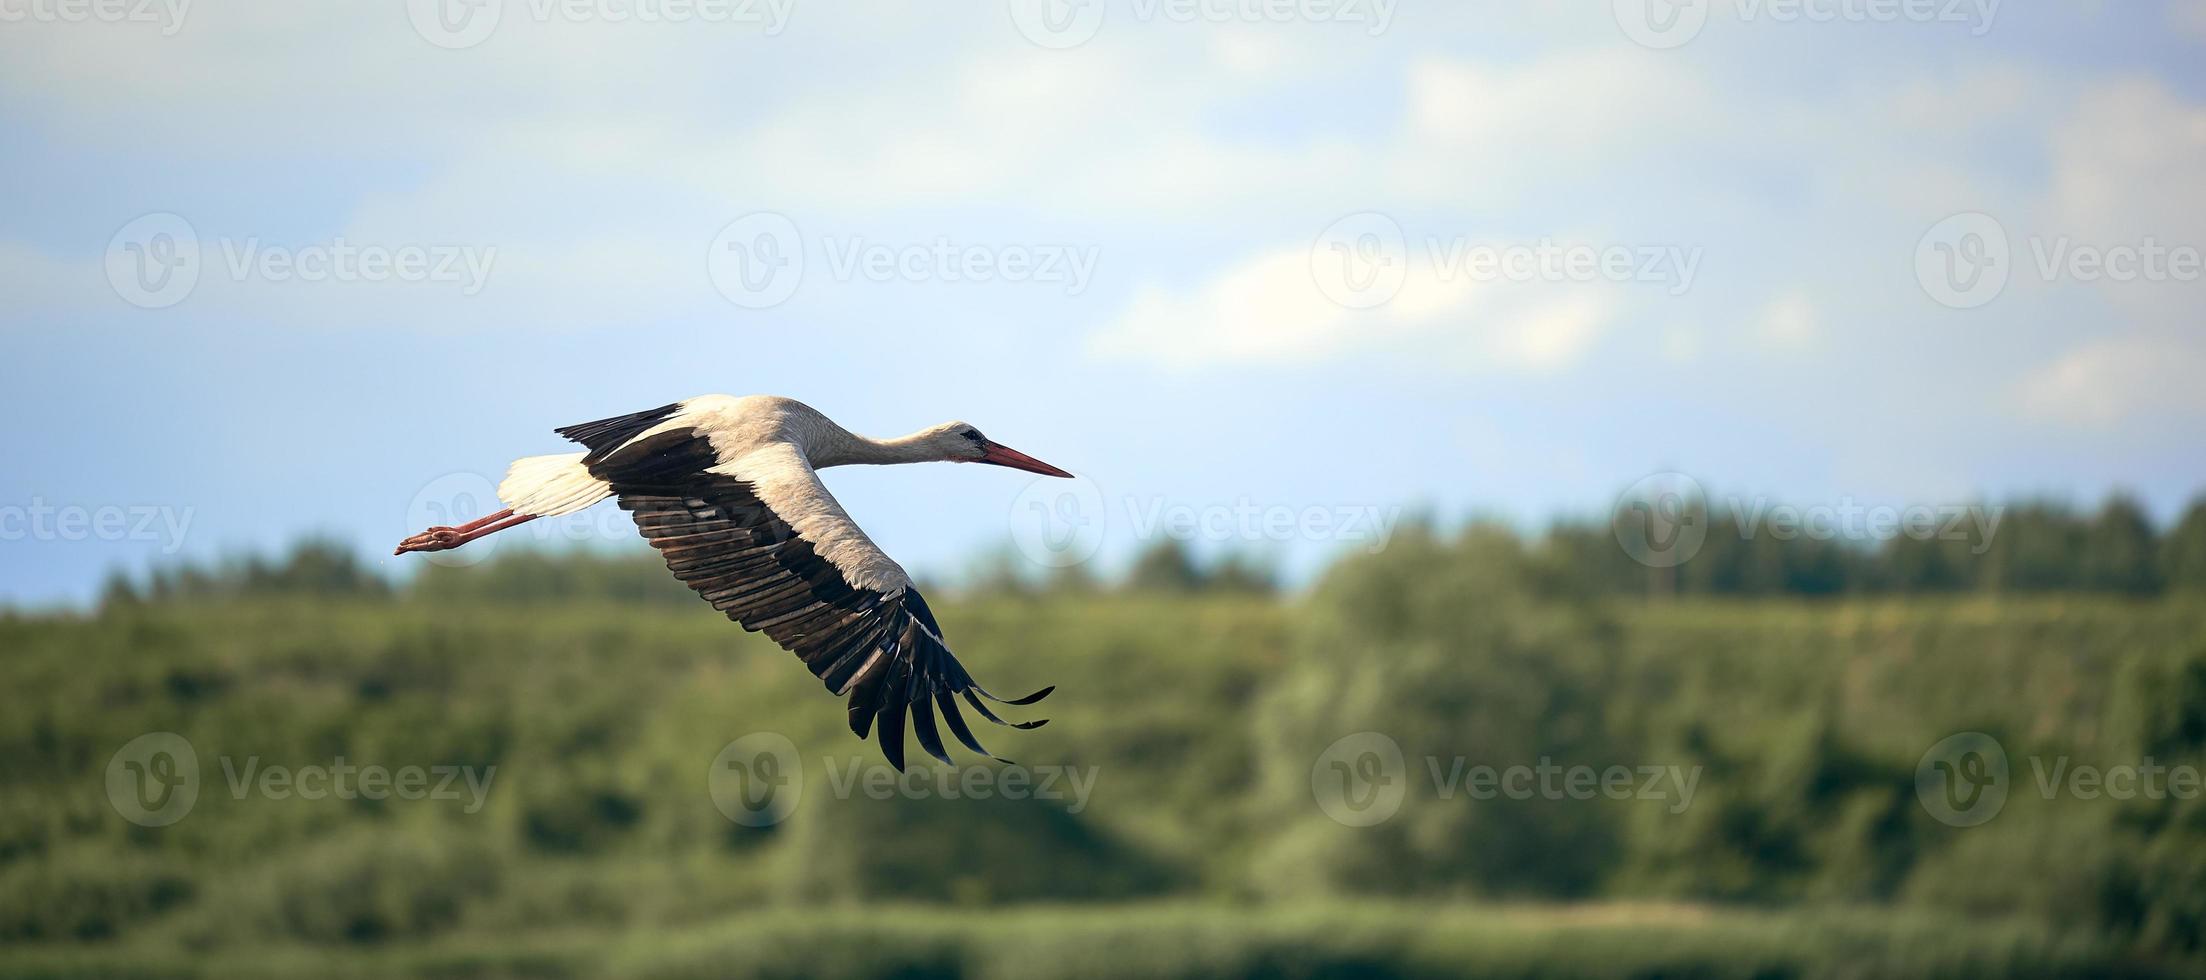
[812,429,946,467]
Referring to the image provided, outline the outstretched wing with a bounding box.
[558,415,1050,770]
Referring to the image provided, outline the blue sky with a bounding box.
[3,1,2203,605]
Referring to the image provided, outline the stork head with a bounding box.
[930,422,1073,477]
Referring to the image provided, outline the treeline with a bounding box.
[1552,493,2206,598]
[99,492,2206,606]
[100,538,1286,606]
[103,539,395,605]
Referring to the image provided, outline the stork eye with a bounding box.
[962,428,986,443]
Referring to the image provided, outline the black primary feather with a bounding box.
[568,420,1052,770]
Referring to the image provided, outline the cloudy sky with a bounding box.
[2,0,2202,604]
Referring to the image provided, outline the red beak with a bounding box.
[977,440,1073,478]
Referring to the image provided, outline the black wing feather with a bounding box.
[553,403,683,463]
[561,421,1050,770]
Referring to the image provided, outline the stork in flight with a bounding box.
[395,395,1069,770]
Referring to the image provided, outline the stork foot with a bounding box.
[395,527,465,555]
[394,509,537,556]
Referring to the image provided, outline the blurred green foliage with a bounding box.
[1581,493,2206,598]
[9,496,2206,977]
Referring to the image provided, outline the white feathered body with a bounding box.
[495,395,923,592]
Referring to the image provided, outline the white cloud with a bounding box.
[1402,52,1714,163]
[2171,2,2206,39]
[6,2,2198,407]
[1492,292,1611,370]
[2040,78,2206,325]
[1659,323,1703,365]
[2049,79,2206,244]
[1084,243,1613,374]
[0,240,96,317]
[2017,337,2206,428]
[1755,292,1820,351]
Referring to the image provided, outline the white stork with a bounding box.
[395,395,1069,770]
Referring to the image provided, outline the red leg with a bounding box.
[451,509,515,535]
[395,510,537,555]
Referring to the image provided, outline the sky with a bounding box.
[2,0,2203,606]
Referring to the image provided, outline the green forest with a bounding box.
[6,494,2206,978]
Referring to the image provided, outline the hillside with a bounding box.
[4,543,2204,976]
